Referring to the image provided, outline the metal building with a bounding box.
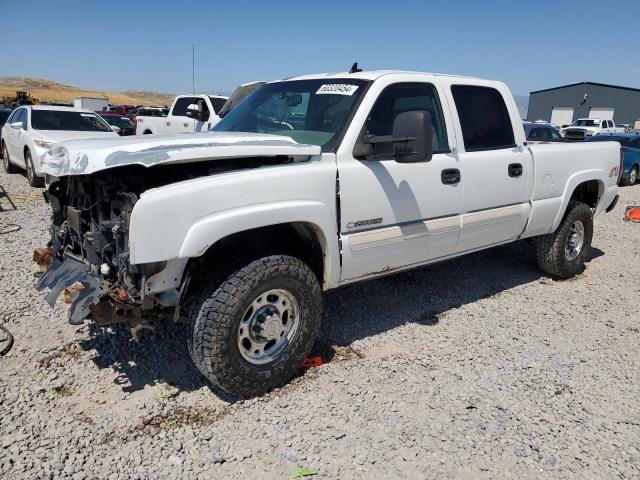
[527,82,640,127]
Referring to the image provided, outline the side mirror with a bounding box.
[10,121,22,130]
[111,125,121,134]
[392,110,433,163]
[185,103,200,118]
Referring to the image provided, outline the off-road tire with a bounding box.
[534,201,593,278]
[2,142,18,173]
[25,150,43,187]
[188,255,322,397]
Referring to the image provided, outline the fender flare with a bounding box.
[178,200,340,287]
[551,169,605,231]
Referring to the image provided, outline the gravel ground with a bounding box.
[1,166,639,479]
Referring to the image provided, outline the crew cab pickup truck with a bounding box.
[563,118,625,141]
[135,94,227,135]
[36,70,621,397]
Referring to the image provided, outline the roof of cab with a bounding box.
[282,70,482,82]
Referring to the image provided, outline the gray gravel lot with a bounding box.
[1,167,639,479]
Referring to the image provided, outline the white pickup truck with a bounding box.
[563,118,625,140]
[135,94,227,135]
[36,70,621,397]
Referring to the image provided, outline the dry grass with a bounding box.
[0,76,174,107]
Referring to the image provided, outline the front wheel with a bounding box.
[25,149,44,187]
[188,255,322,397]
[534,201,593,278]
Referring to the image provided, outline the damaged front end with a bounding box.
[35,170,146,325]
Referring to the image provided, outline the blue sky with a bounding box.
[0,0,638,96]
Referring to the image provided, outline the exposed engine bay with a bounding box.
[36,156,295,325]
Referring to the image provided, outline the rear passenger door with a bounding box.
[449,85,532,252]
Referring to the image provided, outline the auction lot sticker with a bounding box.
[316,84,359,95]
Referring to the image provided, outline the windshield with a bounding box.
[212,79,370,151]
[101,115,132,128]
[32,110,113,132]
[572,119,597,127]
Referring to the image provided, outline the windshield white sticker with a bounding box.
[316,84,359,95]
[80,113,96,117]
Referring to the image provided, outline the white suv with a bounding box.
[1,106,119,186]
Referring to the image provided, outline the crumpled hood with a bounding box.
[40,131,322,176]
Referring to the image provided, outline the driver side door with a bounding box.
[337,82,463,281]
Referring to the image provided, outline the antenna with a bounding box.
[192,43,196,132]
[349,62,362,74]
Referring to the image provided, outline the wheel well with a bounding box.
[569,180,601,208]
[187,222,326,289]
[24,145,30,157]
[143,129,152,135]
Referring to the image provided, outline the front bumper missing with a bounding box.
[35,246,102,325]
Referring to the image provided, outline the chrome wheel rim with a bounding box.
[565,220,585,262]
[26,155,33,182]
[237,289,300,365]
[630,168,637,185]
[2,146,8,169]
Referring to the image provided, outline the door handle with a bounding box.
[183,123,188,127]
[508,163,523,177]
[441,168,461,185]
[166,121,171,126]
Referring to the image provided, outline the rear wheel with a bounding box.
[534,201,593,278]
[188,255,322,397]
[24,150,43,187]
[2,142,18,173]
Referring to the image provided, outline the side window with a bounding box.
[171,97,197,117]
[21,109,28,129]
[210,97,227,114]
[13,109,26,129]
[363,82,449,157]
[528,127,551,141]
[196,98,210,121]
[551,128,562,140]
[7,110,17,123]
[451,85,515,152]
[601,121,607,128]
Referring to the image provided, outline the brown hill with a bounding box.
[0,76,174,107]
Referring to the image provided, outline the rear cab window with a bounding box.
[451,85,515,152]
